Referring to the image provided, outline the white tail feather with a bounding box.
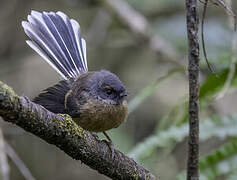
[22,10,88,79]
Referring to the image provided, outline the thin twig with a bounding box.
[201,0,216,73]
[0,129,9,180]
[199,0,218,6]
[214,0,236,18]
[4,142,35,180]
[186,0,200,179]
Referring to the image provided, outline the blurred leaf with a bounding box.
[128,124,188,160]
[128,113,237,161]
[199,139,237,179]
[176,63,237,125]
[177,131,237,179]
[200,69,229,100]
[200,139,237,170]
[200,63,237,100]
[128,67,185,114]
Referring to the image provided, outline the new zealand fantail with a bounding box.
[22,11,128,141]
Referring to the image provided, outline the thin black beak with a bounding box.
[120,91,128,98]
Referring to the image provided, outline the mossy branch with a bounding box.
[0,81,156,180]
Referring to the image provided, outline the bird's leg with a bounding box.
[102,131,114,159]
[103,131,112,142]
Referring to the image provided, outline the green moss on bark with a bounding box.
[56,114,86,138]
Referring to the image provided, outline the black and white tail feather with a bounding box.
[22,10,88,113]
[22,10,88,80]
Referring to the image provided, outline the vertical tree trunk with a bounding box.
[186,0,200,179]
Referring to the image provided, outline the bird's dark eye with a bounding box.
[106,89,113,95]
[104,86,114,96]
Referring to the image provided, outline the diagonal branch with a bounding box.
[0,81,156,180]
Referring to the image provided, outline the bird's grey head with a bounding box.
[89,70,127,105]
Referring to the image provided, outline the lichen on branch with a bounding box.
[0,81,156,180]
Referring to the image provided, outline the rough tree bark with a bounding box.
[0,81,156,180]
[186,0,200,180]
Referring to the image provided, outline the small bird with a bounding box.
[22,10,128,142]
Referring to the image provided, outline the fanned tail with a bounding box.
[22,10,88,80]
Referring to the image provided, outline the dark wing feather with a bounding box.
[33,80,73,114]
